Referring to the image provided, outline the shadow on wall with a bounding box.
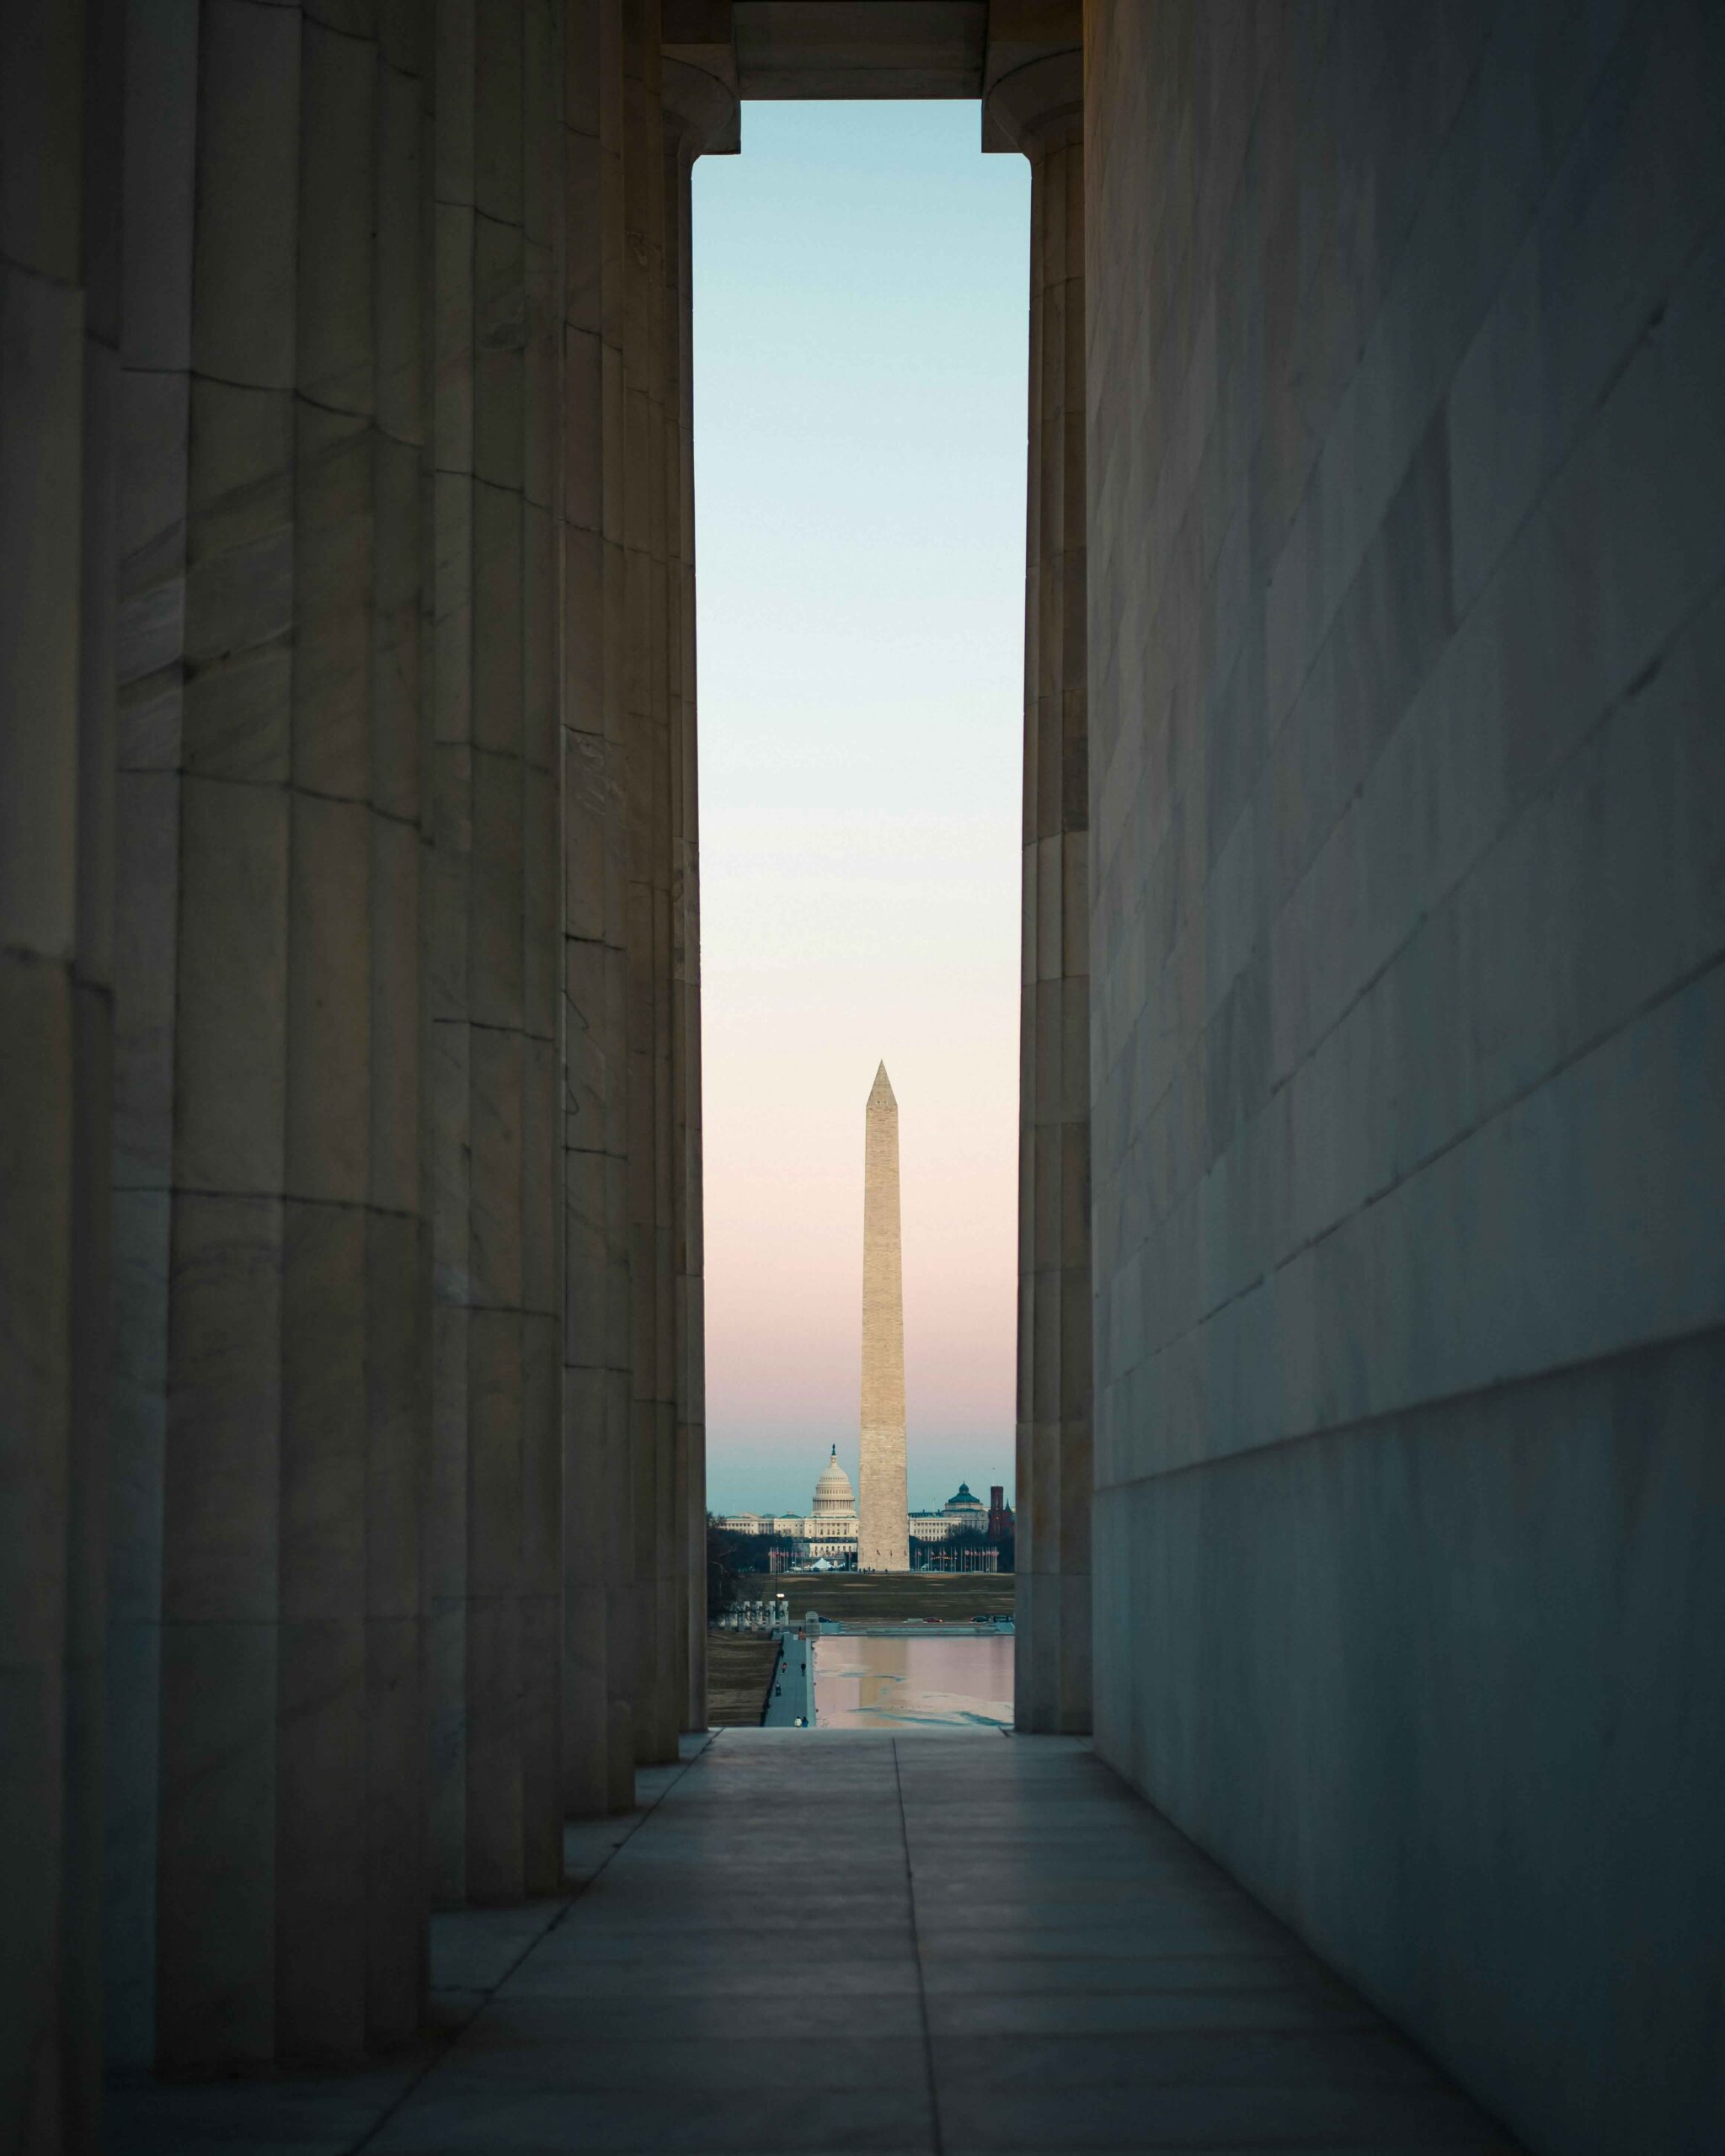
[1083,7,1725,2156]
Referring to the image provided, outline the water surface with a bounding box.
[812,1633,1012,1729]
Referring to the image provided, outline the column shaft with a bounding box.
[109,0,204,2063]
[652,45,729,1747]
[427,0,565,1908]
[561,0,637,1817]
[0,1,120,2143]
[995,60,1092,1736]
[109,0,431,2066]
[663,115,708,1734]
[620,0,679,1767]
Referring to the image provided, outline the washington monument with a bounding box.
[857,1064,910,1571]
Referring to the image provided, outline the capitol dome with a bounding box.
[811,1446,856,1518]
[942,1481,986,1520]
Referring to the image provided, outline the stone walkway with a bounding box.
[112,1732,1521,2153]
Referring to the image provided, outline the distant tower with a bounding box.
[857,1063,909,1571]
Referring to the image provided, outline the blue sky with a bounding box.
[693,104,1029,1515]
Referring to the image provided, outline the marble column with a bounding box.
[426,0,565,1907]
[107,0,192,2072]
[618,0,681,1768]
[0,3,120,2143]
[660,56,730,1736]
[107,0,430,2067]
[989,51,1093,1736]
[561,0,638,1817]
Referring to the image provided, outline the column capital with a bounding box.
[983,49,1082,160]
[661,56,739,160]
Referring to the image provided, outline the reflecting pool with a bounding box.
[812,1632,1012,1729]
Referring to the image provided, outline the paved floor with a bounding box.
[110,1732,1521,2153]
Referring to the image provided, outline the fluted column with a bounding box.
[617,0,681,1767]
[561,0,638,1816]
[108,0,192,2070]
[660,56,732,1734]
[107,0,430,2067]
[426,0,565,1908]
[990,51,1092,1736]
[0,3,121,2143]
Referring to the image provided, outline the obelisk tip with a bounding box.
[868,1060,896,1109]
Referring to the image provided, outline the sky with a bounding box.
[692,104,1029,1517]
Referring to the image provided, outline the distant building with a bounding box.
[986,1484,1015,1544]
[713,1451,1008,1567]
[940,1481,987,1529]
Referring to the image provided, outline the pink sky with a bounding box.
[692,104,1028,1515]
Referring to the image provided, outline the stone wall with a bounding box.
[1083,4,1724,2151]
